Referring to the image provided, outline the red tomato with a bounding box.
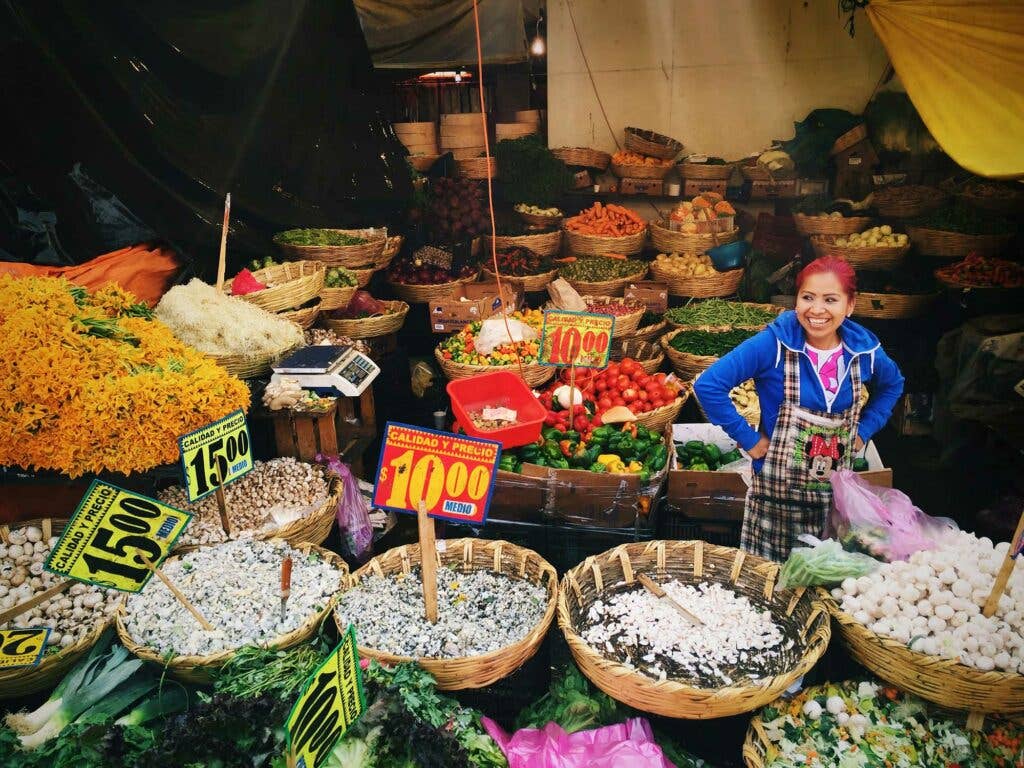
[651,398,664,409]
[606,363,620,378]
[653,372,667,384]
[637,390,649,402]
[620,359,637,376]
[613,397,625,407]
[594,379,608,393]
[598,396,613,410]
[616,375,631,391]
[661,386,677,402]
[622,387,637,403]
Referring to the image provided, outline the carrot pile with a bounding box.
[935,252,1024,288]
[564,202,646,237]
[612,150,673,167]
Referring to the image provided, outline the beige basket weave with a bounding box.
[346,235,403,289]
[434,348,555,387]
[660,327,724,380]
[872,185,948,219]
[561,264,649,298]
[517,210,564,228]
[582,295,646,337]
[624,319,668,344]
[274,228,389,269]
[387,272,479,304]
[611,162,672,180]
[485,230,562,258]
[853,291,939,320]
[558,541,831,718]
[551,147,611,170]
[117,541,349,684]
[650,220,740,257]
[905,226,1013,259]
[664,302,783,331]
[624,127,683,160]
[319,286,357,312]
[210,335,302,379]
[957,189,1024,216]
[279,300,321,330]
[634,389,688,432]
[564,227,647,257]
[792,214,873,237]
[611,338,665,374]
[650,261,744,298]
[337,538,558,690]
[456,157,498,180]
[740,164,797,182]
[679,162,734,181]
[224,261,326,312]
[810,235,910,270]
[322,300,409,338]
[481,266,558,293]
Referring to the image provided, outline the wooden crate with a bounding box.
[271,388,378,475]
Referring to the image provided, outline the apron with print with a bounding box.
[741,348,864,561]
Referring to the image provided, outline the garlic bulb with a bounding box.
[262,378,303,411]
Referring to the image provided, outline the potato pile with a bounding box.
[515,203,562,218]
[654,252,715,277]
[835,225,908,248]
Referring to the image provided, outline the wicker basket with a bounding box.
[278,300,321,330]
[434,348,556,387]
[551,147,611,170]
[679,162,734,181]
[558,541,831,718]
[664,302,784,331]
[650,261,744,298]
[319,285,357,311]
[481,266,558,293]
[224,261,326,312]
[810,235,910,270]
[0,518,117,700]
[387,272,479,304]
[905,226,1013,259]
[623,320,668,344]
[409,154,441,172]
[740,164,797,182]
[611,162,672,180]
[793,214,873,237]
[853,291,939,320]
[322,300,409,338]
[650,220,740,257]
[872,185,948,219]
[457,156,498,180]
[564,227,647,257]
[827,596,1024,715]
[582,296,645,337]
[210,335,302,379]
[957,190,1024,216]
[484,230,562,258]
[274,228,389,269]
[612,338,665,373]
[562,265,649,298]
[660,327,723,380]
[117,541,349,684]
[624,127,683,160]
[337,538,557,690]
[634,389,688,432]
[517,210,564,228]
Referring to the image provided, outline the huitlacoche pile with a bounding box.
[334,566,547,658]
[0,525,120,649]
[121,539,343,657]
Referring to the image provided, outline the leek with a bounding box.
[75,673,158,725]
[115,685,191,727]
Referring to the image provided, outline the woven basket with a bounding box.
[481,266,558,293]
[551,147,611,170]
[853,291,939,320]
[564,227,647,257]
[634,390,688,432]
[624,127,683,160]
[905,226,1013,259]
[274,228,389,269]
[0,518,117,700]
[827,596,1024,715]
[679,162,734,181]
[740,164,797,182]
[117,541,349,684]
[337,538,557,690]
[957,190,1024,216]
[224,261,326,312]
[664,302,783,331]
[611,338,665,374]
[210,335,302,379]
[611,162,672,180]
[660,328,723,380]
[434,348,555,387]
[518,210,564,228]
[409,155,441,172]
[792,214,873,237]
[322,300,408,339]
[457,157,498,180]
[624,320,668,344]
[562,266,649,298]
[810,235,910,270]
[872,185,948,219]
[319,286,357,311]
[558,541,831,718]
[484,230,562,258]
[650,261,744,298]
[278,300,321,330]
[387,272,479,304]
[650,220,740,257]
[583,296,645,337]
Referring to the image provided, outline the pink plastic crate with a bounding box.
[447,371,545,449]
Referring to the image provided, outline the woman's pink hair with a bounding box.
[796,256,857,299]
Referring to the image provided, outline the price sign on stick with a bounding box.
[0,628,50,669]
[372,422,500,525]
[285,625,365,768]
[45,481,191,593]
[178,409,253,503]
[539,310,615,369]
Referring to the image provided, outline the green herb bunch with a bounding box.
[495,135,572,208]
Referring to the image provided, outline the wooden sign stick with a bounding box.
[0,579,72,625]
[139,556,214,630]
[215,192,231,293]
[983,506,1024,618]
[416,500,439,623]
[214,459,233,537]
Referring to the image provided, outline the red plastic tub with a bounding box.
[447,371,545,448]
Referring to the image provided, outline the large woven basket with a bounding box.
[562,265,649,298]
[679,162,734,181]
[660,327,722,380]
[117,541,348,684]
[224,261,326,312]
[905,226,1013,259]
[274,228,389,269]
[957,189,1024,216]
[484,230,562,258]
[611,162,672,180]
[826,595,1024,716]
[0,518,117,700]
[810,235,910,270]
[551,147,611,170]
[650,220,740,257]
[792,214,873,237]
[624,127,683,160]
[740,164,797,182]
[853,291,939,320]
[564,227,647,257]
[456,156,498,180]
[583,295,645,337]
[664,302,783,331]
[322,300,409,338]
[612,338,665,373]
[319,285,357,312]
[210,335,302,379]
[624,319,668,344]
[650,261,744,298]
[278,300,321,330]
[558,541,831,718]
[481,266,558,293]
[872,185,948,219]
[387,271,479,304]
[634,390,688,432]
[517,210,564,228]
[337,538,558,690]
[434,348,555,387]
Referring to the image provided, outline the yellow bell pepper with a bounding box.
[626,461,643,473]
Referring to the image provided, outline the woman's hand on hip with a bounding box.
[747,435,771,460]
[854,435,865,452]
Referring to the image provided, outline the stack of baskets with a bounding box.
[871,185,948,219]
[456,156,498,180]
[439,112,488,160]
[650,219,740,260]
[274,228,397,288]
[609,127,683,181]
[323,300,410,339]
[388,270,480,304]
[394,121,439,171]
[224,260,326,330]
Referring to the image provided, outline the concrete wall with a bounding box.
[547,0,890,159]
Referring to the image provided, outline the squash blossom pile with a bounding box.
[0,276,250,477]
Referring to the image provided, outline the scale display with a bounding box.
[271,345,379,397]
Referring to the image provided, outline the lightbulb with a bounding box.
[530,35,545,56]
[454,72,462,82]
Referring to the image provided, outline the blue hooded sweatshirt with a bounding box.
[692,311,905,473]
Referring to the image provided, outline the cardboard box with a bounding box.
[749,179,798,199]
[619,178,665,196]
[624,281,669,313]
[683,178,728,198]
[429,282,517,333]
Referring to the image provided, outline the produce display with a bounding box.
[121,538,343,657]
[438,309,544,366]
[756,679,1024,767]
[665,299,780,327]
[833,224,908,248]
[334,566,547,658]
[158,457,332,548]
[324,265,358,287]
[611,150,673,168]
[668,328,758,356]
[327,290,395,319]
[558,256,647,282]
[668,195,736,233]
[426,177,490,242]
[540,360,685,422]
[909,203,1016,235]
[675,440,743,471]
[468,406,519,431]
[492,246,552,276]
[273,229,367,246]
[514,203,562,218]
[0,276,250,477]
[653,252,718,278]
[935,252,1024,288]
[857,269,939,294]
[563,203,646,237]
[262,378,333,413]
[0,525,119,650]
[495,135,572,208]
[304,327,371,355]
[386,256,478,285]
[584,298,643,318]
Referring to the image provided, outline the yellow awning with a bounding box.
[867,0,1024,179]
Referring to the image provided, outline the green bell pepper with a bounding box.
[498,455,517,472]
[721,449,742,464]
[588,462,608,473]
[689,461,710,471]
[852,457,869,472]
[639,469,651,483]
[592,425,617,441]
[550,457,570,470]
[543,440,562,462]
[520,444,541,462]
[647,445,668,473]
[703,443,722,464]
[541,427,563,441]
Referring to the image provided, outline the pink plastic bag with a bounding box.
[482,716,677,768]
[317,454,373,560]
[828,469,957,562]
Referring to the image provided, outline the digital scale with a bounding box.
[270,345,379,397]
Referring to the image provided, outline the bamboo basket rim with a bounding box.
[558,260,649,297]
[481,266,559,292]
[434,348,556,386]
[660,327,730,377]
[664,301,784,330]
[678,161,734,180]
[209,335,303,379]
[649,261,745,299]
[623,319,669,344]
[633,391,686,431]
[319,285,357,311]
[517,210,564,228]
[650,219,741,255]
[610,161,673,180]
[275,228,391,269]
[224,260,326,313]
[322,300,409,338]
[852,290,939,319]
[563,226,648,257]
[484,230,562,258]
[117,539,348,681]
[739,164,798,182]
[387,271,480,303]
[558,541,831,718]
[792,213,874,236]
[457,156,498,179]
[278,300,322,330]
[551,146,612,170]
[624,127,684,160]
[335,538,558,690]
[810,234,911,269]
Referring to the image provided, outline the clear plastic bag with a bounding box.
[778,534,879,590]
[474,317,538,355]
[317,454,373,561]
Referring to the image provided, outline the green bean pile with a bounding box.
[664,299,778,327]
[558,257,646,282]
[668,328,757,356]
[273,229,367,246]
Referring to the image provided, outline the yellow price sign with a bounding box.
[45,481,192,593]
[285,626,365,768]
[539,310,615,369]
[0,628,50,669]
[178,409,253,503]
